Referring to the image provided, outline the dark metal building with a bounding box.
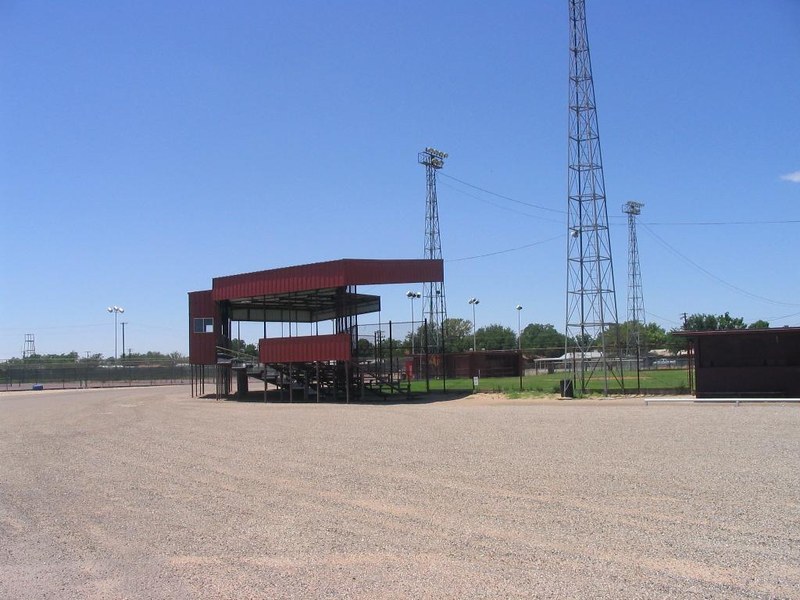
[444,350,521,379]
[675,328,800,398]
[189,258,444,400]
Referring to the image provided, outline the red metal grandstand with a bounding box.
[189,258,443,400]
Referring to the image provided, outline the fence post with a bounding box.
[388,321,394,386]
[424,319,430,393]
[441,320,447,393]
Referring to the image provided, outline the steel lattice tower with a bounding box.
[23,334,35,359]
[623,201,645,360]
[565,0,623,394]
[419,147,448,350]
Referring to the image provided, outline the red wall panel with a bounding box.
[259,333,352,363]
[212,259,443,301]
[188,290,218,365]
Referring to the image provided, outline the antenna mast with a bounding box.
[565,0,624,395]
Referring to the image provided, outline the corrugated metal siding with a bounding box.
[212,259,443,301]
[212,260,345,301]
[340,259,444,286]
[259,333,352,363]
[188,290,218,365]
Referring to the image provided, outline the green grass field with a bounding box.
[408,368,690,397]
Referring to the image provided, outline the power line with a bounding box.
[764,309,800,323]
[439,172,565,214]
[441,172,798,228]
[641,223,800,307]
[643,219,800,226]
[645,310,682,327]
[438,181,563,223]
[447,235,562,262]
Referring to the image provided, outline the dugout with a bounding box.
[674,327,800,398]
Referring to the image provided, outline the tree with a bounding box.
[520,323,566,357]
[612,321,669,354]
[748,319,770,329]
[642,322,667,350]
[594,322,626,356]
[716,312,746,330]
[442,318,473,352]
[474,324,516,351]
[683,313,718,331]
[664,331,687,355]
[683,312,746,331]
[356,337,374,357]
[665,311,750,355]
[230,339,258,356]
[404,324,425,354]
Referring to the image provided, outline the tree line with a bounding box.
[3,350,187,364]
[359,312,772,358]
[6,311,767,363]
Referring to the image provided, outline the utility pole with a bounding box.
[419,147,448,356]
[565,0,624,396]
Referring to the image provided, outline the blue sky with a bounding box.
[1,0,799,358]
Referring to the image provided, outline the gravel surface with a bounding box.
[1,387,799,599]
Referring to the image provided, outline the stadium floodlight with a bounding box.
[107,305,125,361]
[468,298,480,351]
[406,291,421,356]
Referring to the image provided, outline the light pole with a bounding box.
[516,304,523,391]
[406,291,421,355]
[107,305,124,361]
[468,297,480,351]
[120,322,128,360]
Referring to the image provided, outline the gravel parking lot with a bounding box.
[1,386,798,599]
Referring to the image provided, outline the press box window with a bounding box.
[193,318,214,334]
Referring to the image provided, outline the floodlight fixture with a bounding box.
[418,147,447,170]
[622,201,643,216]
[406,291,422,356]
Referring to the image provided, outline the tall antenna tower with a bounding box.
[419,147,448,350]
[565,0,623,395]
[23,334,36,359]
[623,201,645,360]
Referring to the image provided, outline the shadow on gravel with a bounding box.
[199,389,473,405]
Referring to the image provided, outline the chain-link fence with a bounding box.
[353,319,519,394]
[0,359,194,391]
[351,319,690,396]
